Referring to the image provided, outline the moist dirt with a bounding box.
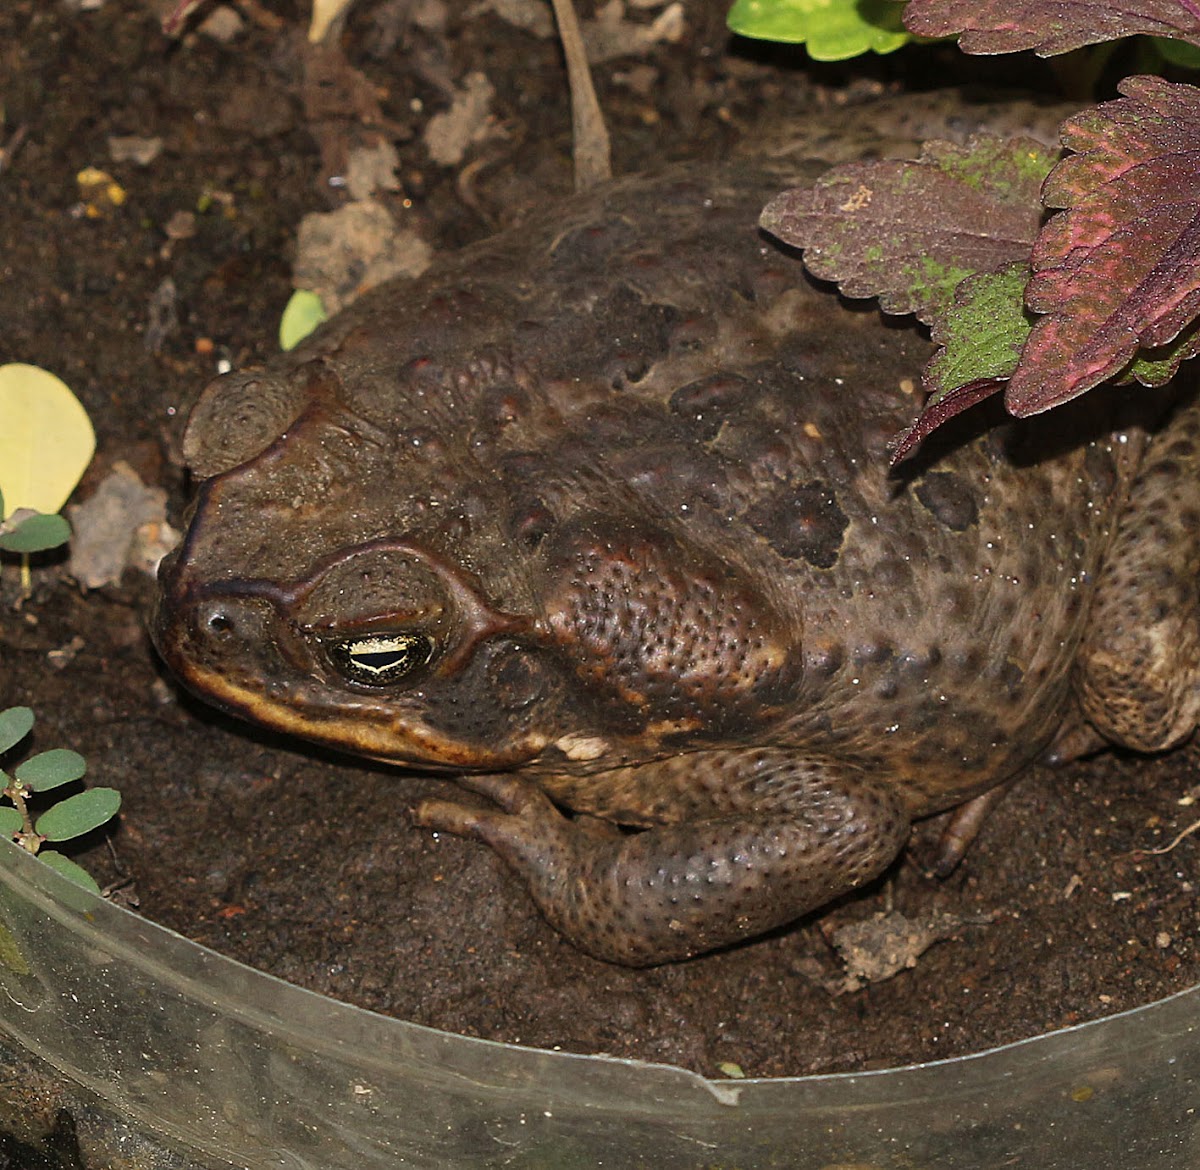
[1,0,1198,1080]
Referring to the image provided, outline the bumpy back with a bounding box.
[159,157,1137,793]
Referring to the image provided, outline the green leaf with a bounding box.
[728,0,910,59]
[889,261,1031,463]
[0,364,95,519]
[924,262,1032,397]
[37,850,102,895]
[15,748,87,792]
[279,289,329,351]
[1153,36,1200,68]
[0,511,71,553]
[0,807,23,836]
[0,707,34,755]
[34,787,121,842]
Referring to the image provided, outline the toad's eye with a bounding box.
[328,633,436,687]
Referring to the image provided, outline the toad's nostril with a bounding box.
[201,604,237,637]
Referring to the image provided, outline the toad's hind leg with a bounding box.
[1077,393,1200,751]
[414,750,908,966]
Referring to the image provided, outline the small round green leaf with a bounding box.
[0,512,71,553]
[0,807,23,836]
[34,787,121,842]
[37,850,102,895]
[0,707,34,755]
[15,748,87,792]
[279,289,329,351]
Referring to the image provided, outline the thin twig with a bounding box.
[549,0,612,191]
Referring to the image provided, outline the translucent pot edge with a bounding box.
[1,839,1196,1169]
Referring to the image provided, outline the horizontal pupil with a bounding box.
[353,649,412,672]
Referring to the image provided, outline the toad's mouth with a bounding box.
[151,536,549,771]
[157,646,548,770]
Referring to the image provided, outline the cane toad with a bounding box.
[153,159,1200,965]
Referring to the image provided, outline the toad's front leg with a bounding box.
[413,749,909,965]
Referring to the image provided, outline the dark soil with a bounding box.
[1,0,1198,1080]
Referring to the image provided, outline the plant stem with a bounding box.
[4,781,40,853]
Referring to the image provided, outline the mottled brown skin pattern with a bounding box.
[154,161,1200,966]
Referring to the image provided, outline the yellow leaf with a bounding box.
[0,364,96,519]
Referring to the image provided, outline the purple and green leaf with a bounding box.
[904,0,1200,56]
[1005,76,1200,413]
[890,263,1031,460]
[760,135,1056,324]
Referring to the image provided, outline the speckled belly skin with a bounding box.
[153,159,1200,965]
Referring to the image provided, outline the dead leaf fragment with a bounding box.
[294,200,432,314]
[198,5,244,42]
[144,277,179,355]
[827,910,985,992]
[412,0,449,33]
[75,167,126,217]
[163,210,197,240]
[424,73,497,167]
[67,462,176,589]
[583,0,684,63]
[217,84,295,139]
[107,135,163,166]
[345,141,401,201]
[469,0,555,38]
[47,636,85,671]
